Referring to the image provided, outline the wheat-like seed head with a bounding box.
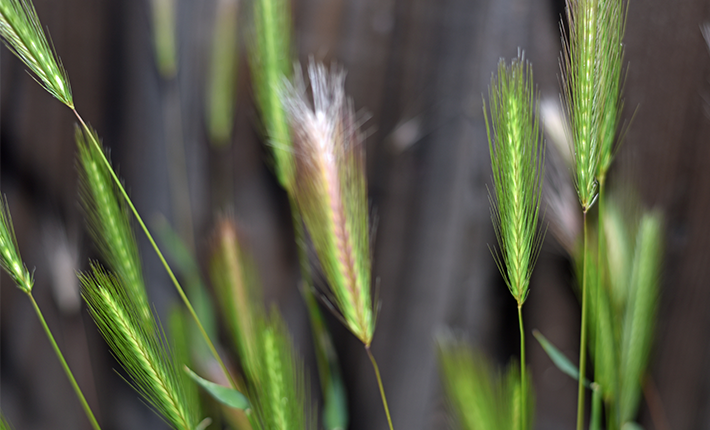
[76,126,153,328]
[438,338,534,430]
[281,61,374,346]
[249,310,314,430]
[485,55,545,306]
[0,0,73,107]
[251,0,295,191]
[209,217,261,380]
[0,196,33,293]
[81,266,199,430]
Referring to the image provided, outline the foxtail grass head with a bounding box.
[81,265,199,430]
[438,338,534,430]
[76,125,152,327]
[251,0,295,190]
[281,61,374,346]
[485,55,545,306]
[209,217,261,379]
[0,0,73,107]
[0,197,33,293]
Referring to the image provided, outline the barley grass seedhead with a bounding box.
[76,125,153,327]
[249,310,314,430]
[81,265,199,430]
[252,0,295,190]
[485,55,545,306]
[281,61,374,346]
[150,0,178,78]
[206,0,240,147]
[0,0,72,107]
[438,339,534,430]
[0,197,33,293]
[563,0,620,210]
[210,217,261,379]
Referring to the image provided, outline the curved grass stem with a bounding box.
[71,108,237,390]
[366,346,394,430]
[577,211,590,430]
[28,293,102,430]
[518,304,526,430]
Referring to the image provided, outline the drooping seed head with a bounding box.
[0,196,33,293]
[0,0,73,107]
[281,61,374,345]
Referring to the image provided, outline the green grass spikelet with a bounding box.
[0,0,72,106]
[80,266,199,430]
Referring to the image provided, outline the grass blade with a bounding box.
[619,212,662,423]
[533,329,591,388]
[185,367,250,411]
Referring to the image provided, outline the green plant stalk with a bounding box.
[518,304,526,430]
[71,109,236,390]
[577,211,590,430]
[366,346,394,430]
[28,293,101,430]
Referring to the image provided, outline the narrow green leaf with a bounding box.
[322,368,348,430]
[619,211,662,423]
[533,330,591,388]
[185,366,250,411]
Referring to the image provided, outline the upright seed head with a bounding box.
[485,55,545,306]
[281,60,374,345]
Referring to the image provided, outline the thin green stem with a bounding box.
[366,346,394,430]
[518,304,526,430]
[577,210,590,430]
[72,109,237,390]
[27,294,102,430]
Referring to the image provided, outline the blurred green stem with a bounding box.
[577,210,590,430]
[28,294,101,430]
[366,346,394,430]
[71,109,237,390]
[518,304,526,429]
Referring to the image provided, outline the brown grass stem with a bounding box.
[577,210,590,430]
[71,108,237,390]
[366,346,394,430]
[518,304,526,429]
[28,293,102,430]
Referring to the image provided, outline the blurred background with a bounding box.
[1,0,710,428]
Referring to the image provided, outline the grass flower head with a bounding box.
[0,196,33,293]
[281,61,374,346]
[485,55,545,306]
[0,0,72,107]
